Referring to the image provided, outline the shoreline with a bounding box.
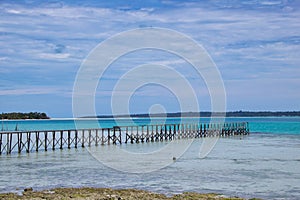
[0,187,259,200]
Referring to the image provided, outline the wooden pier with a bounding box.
[0,122,249,155]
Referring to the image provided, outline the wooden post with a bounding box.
[82,130,85,148]
[113,127,116,145]
[164,125,167,140]
[146,125,149,142]
[136,126,139,143]
[95,129,98,146]
[36,132,39,152]
[177,124,180,139]
[45,131,48,151]
[226,123,229,136]
[185,124,188,138]
[27,132,31,153]
[108,129,110,145]
[125,126,128,144]
[154,125,157,141]
[172,124,175,139]
[119,127,122,144]
[101,129,104,145]
[141,126,144,143]
[130,126,133,143]
[151,125,154,142]
[88,130,92,147]
[18,133,22,153]
[160,125,163,141]
[192,124,195,137]
[75,130,78,148]
[8,133,11,154]
[186,124,189,138]
[0,133,2,155]
[68,130,71,149]
[52,131,55,150]
[199,124,202,138]
[196,124,199,137]
[60,130,63,149]
[220,123,224,137]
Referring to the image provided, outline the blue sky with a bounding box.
[0,0,299,117]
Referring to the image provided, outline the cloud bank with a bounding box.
[0,0,299,116]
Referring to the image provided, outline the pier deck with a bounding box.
[0,122,249,155]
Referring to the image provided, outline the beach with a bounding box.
[0,187,252,200]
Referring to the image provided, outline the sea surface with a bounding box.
[0,117,299,199]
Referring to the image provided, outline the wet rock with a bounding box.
[24,187,33,192]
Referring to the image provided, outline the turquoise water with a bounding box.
[0,117,300,199]
[1,117,300,134]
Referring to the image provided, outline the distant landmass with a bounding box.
[83,111,300,118]
[0,112,50,120]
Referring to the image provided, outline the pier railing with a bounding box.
[0,122,249,155]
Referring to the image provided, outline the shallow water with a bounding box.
[0,117,300,199]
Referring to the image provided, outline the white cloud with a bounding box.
[0,57,8,61]
[0,1,299,114]
[39,53,70,59]
[0,87,62,95]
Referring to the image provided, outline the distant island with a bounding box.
[0,112,50,120]
[84,111,300,118]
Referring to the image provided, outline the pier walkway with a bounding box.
[0,122,249,155]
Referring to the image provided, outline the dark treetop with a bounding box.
[0,112,50,120]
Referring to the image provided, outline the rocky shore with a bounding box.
[0,187,260,200]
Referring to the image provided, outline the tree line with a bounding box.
[90,111,300,118]
[0,112,50,119]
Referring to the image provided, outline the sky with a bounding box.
[0,0,299,118]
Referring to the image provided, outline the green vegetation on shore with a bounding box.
[0,112,50,120]
[0,187,260,200]
[83,111,300,118]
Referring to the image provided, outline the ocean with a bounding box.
[0,117,299,199]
